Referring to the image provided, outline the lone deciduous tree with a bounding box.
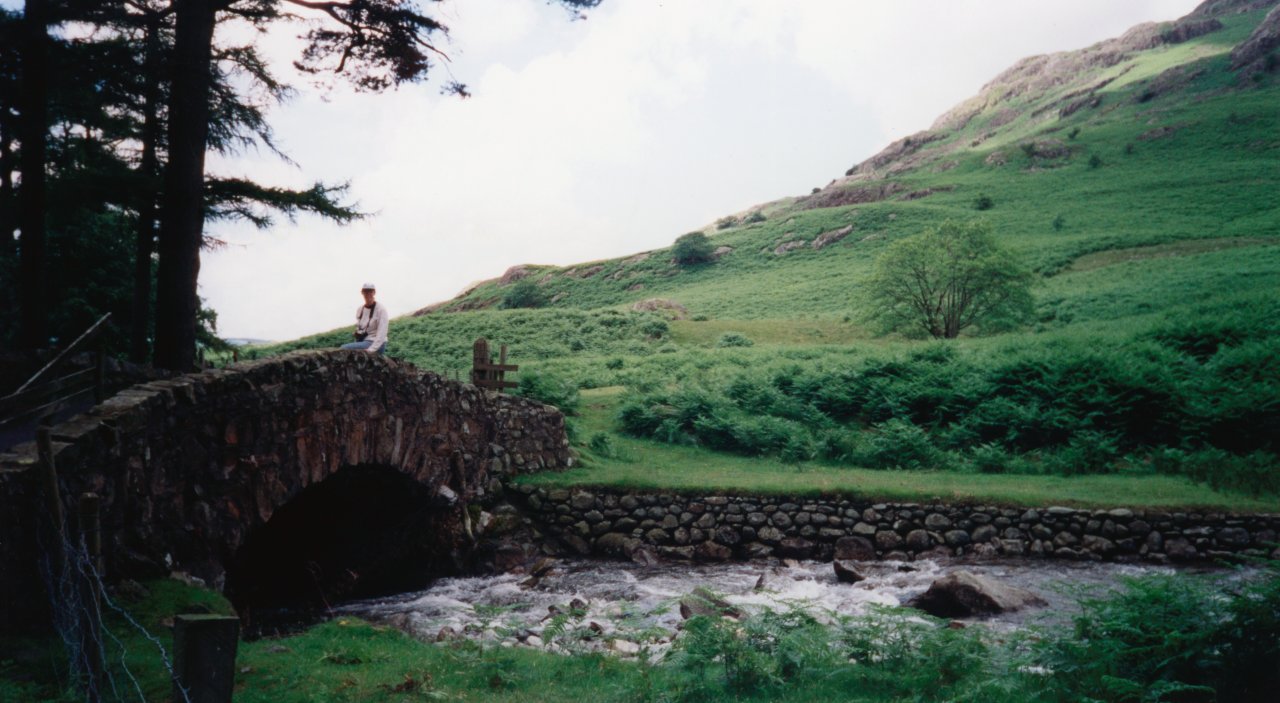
[672,231,713,265]
[865,220,1033,339]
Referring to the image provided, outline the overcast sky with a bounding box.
[48,0,1209,339]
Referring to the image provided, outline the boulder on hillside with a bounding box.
[630,298,688,319]
[799,182,906,210]
[774,240,806,256]
[563,265,604,279]
[907,571,1047,618]
[500,265,534,285]
[812,225,854,250]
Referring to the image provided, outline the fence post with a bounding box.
[472,338,490,386]
[173,615,240,703]
[78,493,103,702]
[36,428,66,579]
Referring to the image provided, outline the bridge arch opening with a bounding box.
[226,464,465,631]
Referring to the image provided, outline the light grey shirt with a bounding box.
[355,302,390,352]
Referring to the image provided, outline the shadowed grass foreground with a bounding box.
[4,568,1279,702]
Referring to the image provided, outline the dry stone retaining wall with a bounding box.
[512,486,1280,564]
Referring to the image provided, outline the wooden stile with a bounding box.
[471,338,518,392]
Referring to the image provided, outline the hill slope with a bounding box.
[416,0,1277,321]
[261,0,1280,496]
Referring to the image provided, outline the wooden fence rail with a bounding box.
[0,313,111,429]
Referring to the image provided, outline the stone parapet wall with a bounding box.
[512,486,1280,563]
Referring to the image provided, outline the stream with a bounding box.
[336,557,1240,656]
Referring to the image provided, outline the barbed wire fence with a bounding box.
[36,520,193,702]
[35,427,192,703]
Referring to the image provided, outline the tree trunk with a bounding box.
[17,0,51,350]
[154,0,216,371]
[0,128,15,256]
[130,15,164,365]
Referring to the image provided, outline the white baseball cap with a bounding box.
[361,282,376,291]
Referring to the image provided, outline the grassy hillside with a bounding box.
[254,0,1280,504]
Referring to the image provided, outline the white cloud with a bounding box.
[198,0,1203,340]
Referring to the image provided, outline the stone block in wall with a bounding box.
[852,522,876,537]
[875,531,904,550]
[776,537,815,559]
[971,525,997,542]
[695,541,732,563]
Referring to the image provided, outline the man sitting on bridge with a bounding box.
[340,282,389,355]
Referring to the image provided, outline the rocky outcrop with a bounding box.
[1135,66,1206,103]
[630,298,688,319]
[1161,18,1224,44]
[842,132,946,181]
[500,265,535,284]
[512,488,1280,566]
[563,265,605,279]
[812,225,854,250]
[907,571,1047,618]
[1191,0,1278,21]
[801,182,904,210]
[1231,4,1280,73]
[833,0,1257,185]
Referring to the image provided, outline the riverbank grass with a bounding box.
[5,567,1279,703]
[0,580,651,703]
[515,387,1280,513]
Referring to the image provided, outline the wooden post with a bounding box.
[36,427,65,579]
[173,615,240,703]
[78,493,103,702]
[472,338,490,386]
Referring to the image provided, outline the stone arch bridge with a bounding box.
[0,350,571,629]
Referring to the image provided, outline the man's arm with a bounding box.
[368,305,390,352]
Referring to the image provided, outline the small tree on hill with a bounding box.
[673,231,714,265]
[501,279,546,309]
[865,220,1033,339]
